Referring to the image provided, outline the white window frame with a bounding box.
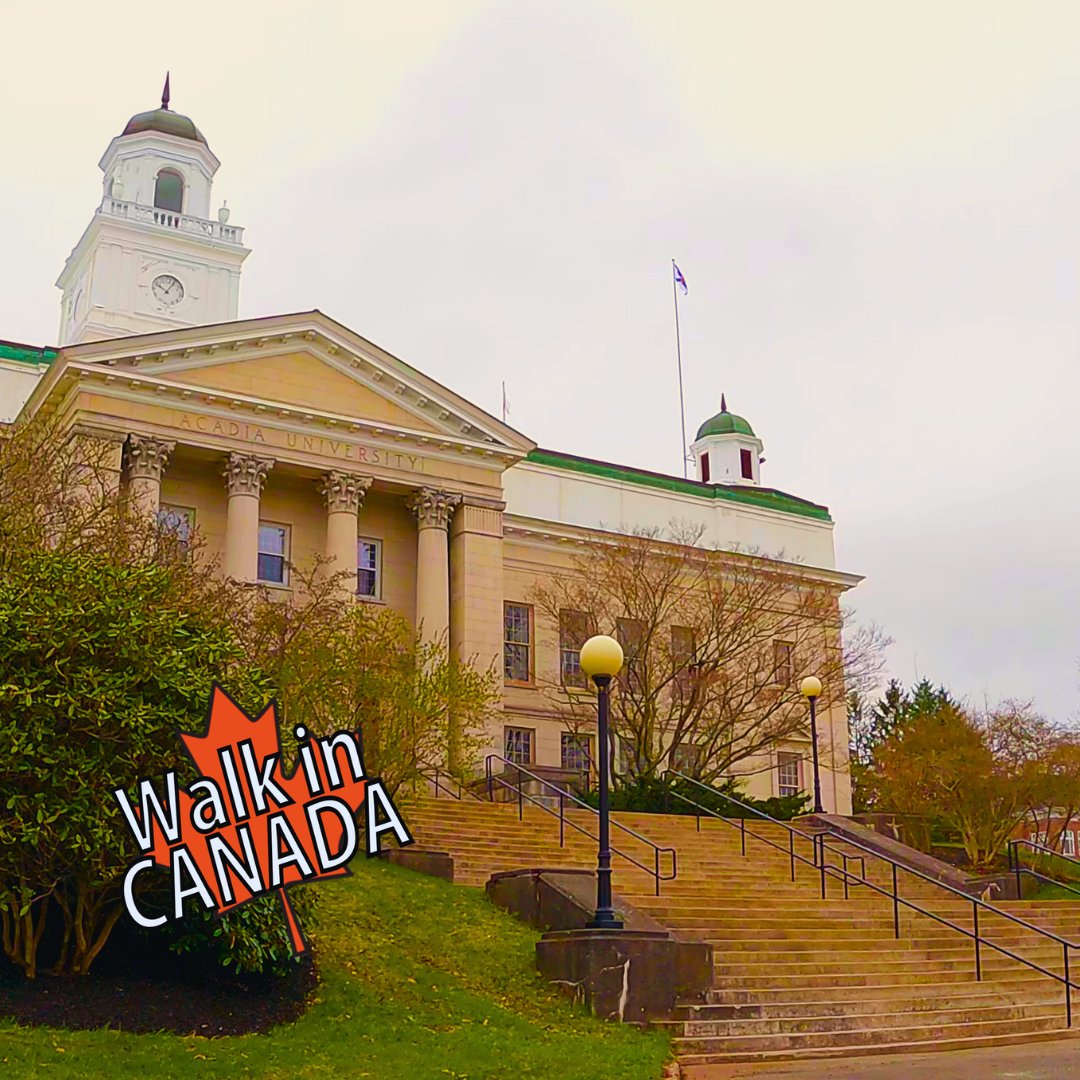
[357,537,382,599]
[1065,832,1076,857]
[503,602,533,684]
[777,751,801,798]
[504,726,534,766]
[257,522,290,586]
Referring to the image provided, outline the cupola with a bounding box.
[691,395,765,486]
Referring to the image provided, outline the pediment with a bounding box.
[164,351,447,436]
[46,311,534,456]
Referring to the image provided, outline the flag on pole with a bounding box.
[673,261,688,295]
[502,381,511,423]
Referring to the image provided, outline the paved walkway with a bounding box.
[681,1034,1080,1080]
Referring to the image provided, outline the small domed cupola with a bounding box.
[120,74,209,147]
[691,395,765,486]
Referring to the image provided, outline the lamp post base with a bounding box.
[586,913,625,930]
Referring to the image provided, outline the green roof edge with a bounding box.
[524,448,832,522]
[0,340,58,367]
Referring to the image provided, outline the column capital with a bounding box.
[224,453,274,497]
[128,434,175,482]
[407,487,462,530]
[320,471,373,514]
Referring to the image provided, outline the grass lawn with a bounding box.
[0,859,671,1080]
[1030,879,1080,901]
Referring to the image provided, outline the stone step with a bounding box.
[709,966,1055,990]
[676,988,1066,1019]
[673,1014,1067,1061]
[668,1001,1064,1038]
[678,1029,1080,1070]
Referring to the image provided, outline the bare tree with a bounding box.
[532,523,887,785]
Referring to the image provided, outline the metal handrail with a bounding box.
[418,766,486,802]
[485,754,677,895]
[666,770,1080,1027]
[659,771,865,890]
[1009,838,1080,900]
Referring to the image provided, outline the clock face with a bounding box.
[151,274,185,307]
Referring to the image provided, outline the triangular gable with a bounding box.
[49,311,535,454]
[164,351,446,435]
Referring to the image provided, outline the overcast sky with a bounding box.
[2,1,1079,720]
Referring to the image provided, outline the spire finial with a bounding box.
[720,393,728,413]
[161,71,171,111]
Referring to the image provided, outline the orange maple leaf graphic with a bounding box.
[132,685,368,955]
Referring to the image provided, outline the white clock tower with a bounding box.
[56,77,249,345]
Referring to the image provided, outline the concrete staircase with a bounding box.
[403,796,1080,1068]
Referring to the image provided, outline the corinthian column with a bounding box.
[223,453,273,582]
[127,434,175,520]
[320,471,373,595]
[407,487,461,644]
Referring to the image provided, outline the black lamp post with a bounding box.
[800,675,824,814]
[580,634,625,930]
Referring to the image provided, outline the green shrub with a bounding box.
[0,548,270,977]
[580,773,811,821]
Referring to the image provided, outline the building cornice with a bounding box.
[521,449,832,523]
[503,515,863,591]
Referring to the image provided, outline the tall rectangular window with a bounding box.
[777,752,801,797]
[560,609,591,688]
[773,641,794,686]
[672,625,696,701]
[357,538,381,598]
[1065,832,1077,857]
[616,616,646,693]
[561,732,593,771]
[504,726,533,766]
[157,504,194,553]
[257,523,289,585]
[700,452,711,483]
[503,602,532,683]
[740,448,754,479]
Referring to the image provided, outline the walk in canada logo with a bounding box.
[113,684,413,954]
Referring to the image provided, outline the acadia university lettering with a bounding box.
[174,411,425,472]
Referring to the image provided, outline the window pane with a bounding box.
[257,554,285,584]
[671,742,701,775]
[259,525,287,556]
[773,641,793,685]
[505,727,532,765]
[559,609,591,688]
[504,643,529,682]
[358,539,380,597]
[777,752,800,797]
[561,733,592,771]
[503,604,531,681]
[157,504,193,547]
[154,170,183,213]
[504,604,530,644]
[740,447,754,479]
[258,525,288,584]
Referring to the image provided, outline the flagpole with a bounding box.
[672,260,688,479]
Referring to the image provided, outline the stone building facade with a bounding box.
[0,87,862,812]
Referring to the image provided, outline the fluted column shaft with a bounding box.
[223,454,273,582]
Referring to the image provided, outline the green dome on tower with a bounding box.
[695,395,754,440]
[120,73,208,147]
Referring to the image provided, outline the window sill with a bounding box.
[357,594,386,605]
[258,581,292,592]
[504,680,537,690]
